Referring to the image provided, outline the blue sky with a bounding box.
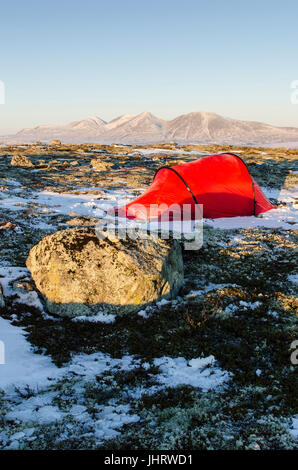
[0,0,298,133]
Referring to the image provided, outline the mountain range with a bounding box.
[2,111,298,146]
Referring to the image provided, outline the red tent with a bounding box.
[116,153,275,220]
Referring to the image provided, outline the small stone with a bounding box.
[90,159,111,171]
[12,281,34,293]
[11,154,34,167]
[0,221,16,230]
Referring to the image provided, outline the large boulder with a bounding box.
[26,228,184,318]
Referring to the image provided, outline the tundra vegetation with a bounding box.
[0,142,297,450]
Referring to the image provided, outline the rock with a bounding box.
[51,139,61,146]
[26,228,184,318]
[0,221,16,230]
[166,159,185,166]
[12,280,34,293]
[90,159,111,171]
[67,216,99,227]
[0,283,5,309]
[11,154,34,167]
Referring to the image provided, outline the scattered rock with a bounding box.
[26,228,184,318]
[166,159,186,166]
[152,155,165,161]
[12,280,34,293]
[0,221,16,230]
[11,154,34,167]
[90,159,111,171]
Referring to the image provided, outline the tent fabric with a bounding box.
[116,153,275,220]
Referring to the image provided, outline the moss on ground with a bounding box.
[0,143,297,449]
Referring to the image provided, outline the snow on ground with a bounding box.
[262,141,298,149]
[0,195,29,211]
[289,417,298,439]
[0,163,296,233]
[0,317,63,391]
[205,186,297,230]
[0,284,231,448]
[0,147,297,449]
[185,283,239,299]
[154,356,231,391]
[0,267,44,312]
[0,189,136,218]
[131,148,209,157]
[0,341,142,448]
[96,183,297,240]
[2,184,295,232]
[288,274,298,285]
[72,311,116,323]
[0,311,230,394]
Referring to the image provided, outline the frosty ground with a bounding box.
[0,142,297,450]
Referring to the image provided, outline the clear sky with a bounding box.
[0,0,298,133]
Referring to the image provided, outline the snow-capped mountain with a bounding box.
[13,116,106,142]
[103,111,166,142]
[2,111,298,146]
[165,111,298,145]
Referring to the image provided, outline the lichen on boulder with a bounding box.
[26,228,184,318]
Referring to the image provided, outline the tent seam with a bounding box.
[154,153,257,217]
[153,166,203,218]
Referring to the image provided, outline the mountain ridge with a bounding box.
[2,111,298,146]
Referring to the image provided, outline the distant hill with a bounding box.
[2,111,298,146]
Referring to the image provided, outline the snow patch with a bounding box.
[0,318,63,391]
[205,187,297,230]
[72,311,116,324]
[154,355,231,390]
